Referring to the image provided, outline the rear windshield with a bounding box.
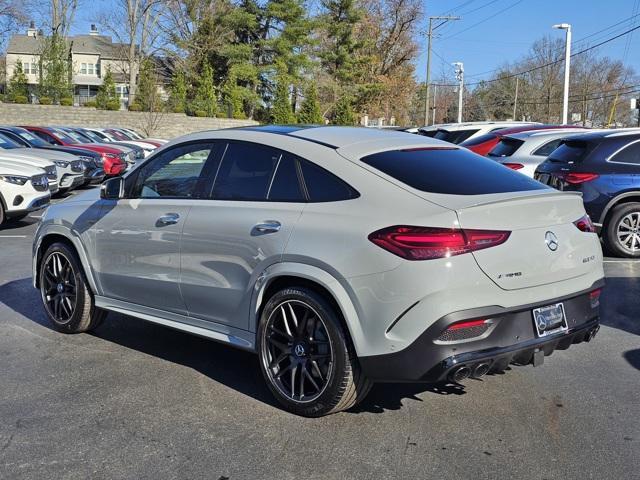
[487,138,524,158]
[459,132,497,147]
[361,147,549,195]
[547,140,589,163]
[433,129,480,144]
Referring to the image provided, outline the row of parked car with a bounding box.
[0,126,167,226]
[416,121,640,258]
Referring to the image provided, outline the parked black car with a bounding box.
[535,130,640,258]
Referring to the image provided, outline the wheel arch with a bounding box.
[251,263,366,356]
[33,227,99,294]
[599,191,640,225]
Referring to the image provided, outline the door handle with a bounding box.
[254,221,281,234]
[156,213,180,227]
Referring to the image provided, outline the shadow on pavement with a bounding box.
[600,277,640,336]
[622,349,640,371]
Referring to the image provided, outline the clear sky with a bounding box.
[418,0,640,85]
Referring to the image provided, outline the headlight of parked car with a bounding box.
[0,175,29,185]
[54,160,70,168]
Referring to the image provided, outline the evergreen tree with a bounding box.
[8,58,28,100]
[297,83,323,124]
[193,61,217,116]
[271,71,296,123]
[136,58,161,112]
[96,67,117,109]
[39,33,72,103]
[319,0,363,84]
[169,70,188,112]
[332,95,355,125]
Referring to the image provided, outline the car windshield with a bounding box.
[16,130,49,147]
[0,133,22,149]
[433,129,480,144]
[49,128,79,144]
[361,147,548,195]
[487,138,525,157]
[80,130,103,142]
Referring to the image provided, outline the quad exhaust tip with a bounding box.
[449,366,471,383]
[472,363,490,378]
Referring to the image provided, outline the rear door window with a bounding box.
[488,138,524,157]
[361,147,548,195]
[610,141,640,165]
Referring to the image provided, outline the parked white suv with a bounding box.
[419,121,541,144]
[0,152,59,194]
[0,161,50,225]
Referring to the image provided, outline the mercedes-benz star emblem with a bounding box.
[545,231,559,251]
[294,344,305,357]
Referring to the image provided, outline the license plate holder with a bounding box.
[532,303,567,337]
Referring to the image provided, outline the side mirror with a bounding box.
[100,177,124,200]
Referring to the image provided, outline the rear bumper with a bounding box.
[358,280,604,383]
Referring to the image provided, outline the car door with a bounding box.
[179,141,307,330]
[92,141,218,314]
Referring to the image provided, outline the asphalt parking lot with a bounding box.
[0,191,638,480]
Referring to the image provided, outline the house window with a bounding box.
[31,63,37,74]
[96,63,101,77]
[88,63,94,75]
[80,63,87,74]
[23,62,30,74]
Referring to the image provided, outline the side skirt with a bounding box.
[94,296,256,352]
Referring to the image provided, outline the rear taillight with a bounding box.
[368,226,511,260]
[502,162,524,170]
[562,172,599,184]
[573,214,595,233]
[589,288,601,308]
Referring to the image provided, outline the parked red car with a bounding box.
[460,124,587,156]
[21,126,127,176]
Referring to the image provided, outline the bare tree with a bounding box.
[50,0,78,35]
[0,0,29,46]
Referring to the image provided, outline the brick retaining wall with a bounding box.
[0,103,259,139]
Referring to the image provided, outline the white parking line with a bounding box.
[0,235,27,238]
[603,260,640,263]
[29,214,43,219]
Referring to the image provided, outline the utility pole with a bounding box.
[432,84,438,124]
[453,62,464,123]
[513,76,519,120]
[424,15,460,126]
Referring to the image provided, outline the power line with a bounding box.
[433,23,640,87]
[442,0,525,40]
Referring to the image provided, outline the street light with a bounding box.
[453,62,464,123]
[553,23,572,124]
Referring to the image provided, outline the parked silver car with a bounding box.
[487,129,590,177]
[32,126,604,416]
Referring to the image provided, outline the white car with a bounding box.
[0,152,59,194]
[0,132,86,192]
[81,128,157,157]
[0,161,50,225]
[419,121,541,144]
[33,126,604,416]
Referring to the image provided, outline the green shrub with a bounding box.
[84,100,97,108]
[39,96,53,105]
[172,105,185,114]
[60,97,73,106]
[194,109,208,117]
[14,95,27,104]
[128,103,142,111]
[106,100,121,111]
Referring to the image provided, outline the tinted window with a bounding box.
[611,141,640,165]
[488,138,524,157]
[361,147,549,195]
[434,129,480,144]
[49,129,79,144]
[212,142,281,201]
[268,156,305,202]
[15,130,48,147]
[31,130,61,145]
[0,133,21,149]
[460,132,497,147]
[299,160,358,201]
[548,140,589,163]
[131,143,213,198]
[532,139,563,157]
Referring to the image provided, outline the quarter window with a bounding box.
[130,143,214,198]
[299,160,358,202]
[611,141,640,165]
[268,155,305,202]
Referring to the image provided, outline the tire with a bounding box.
[0,201,5,226]
[257,287,372,417]
[604,202,640,258]
[39,242,106,333]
